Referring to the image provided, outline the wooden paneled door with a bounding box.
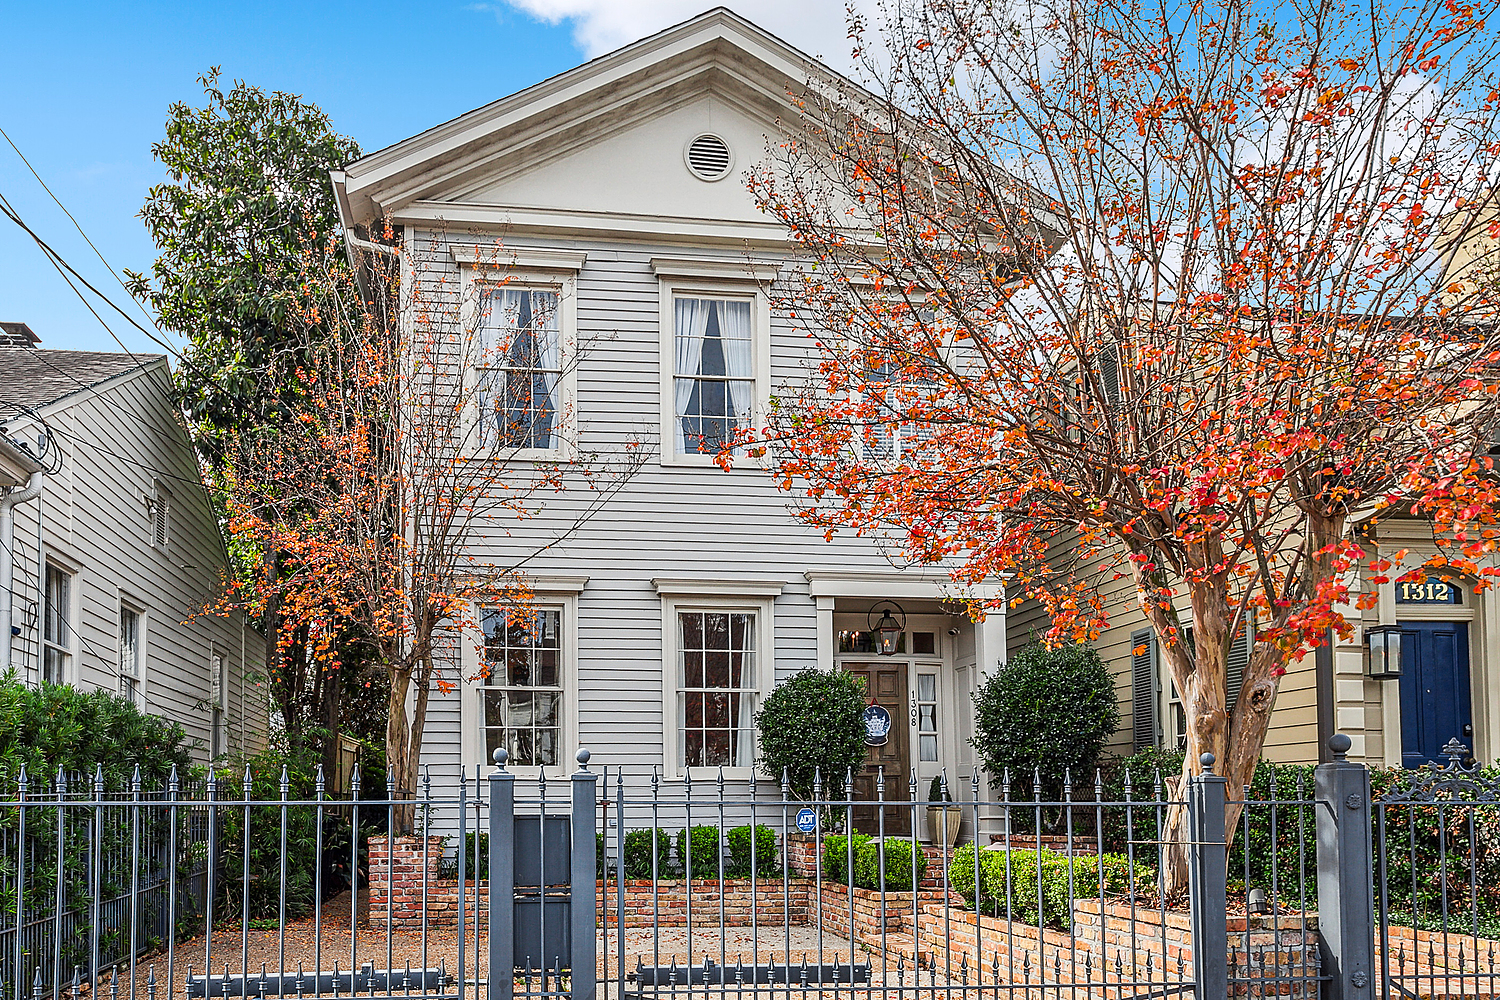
[842,661,911,836]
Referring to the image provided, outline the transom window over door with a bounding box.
[673,297,753,455]
[677,610,756,768]
[481,607,563,767]
[475,286,561,450]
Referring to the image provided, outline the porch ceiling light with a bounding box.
[1365,623,1404,680]
[868,600,908,657]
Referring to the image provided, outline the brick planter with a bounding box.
[598,879,811,928]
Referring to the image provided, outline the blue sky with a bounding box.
[0,1,854,355]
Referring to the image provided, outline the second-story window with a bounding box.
[476,286,562,451]
[672,296,753,456]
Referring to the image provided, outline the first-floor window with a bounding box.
[677,609,757,768]
[916,672,939,762]
[42,564,72,685]
[481,607,563,766]
[119,607,144,705]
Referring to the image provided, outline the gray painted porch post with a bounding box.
[1187,752,1228,1000]
[1315,734,1375,999]
[488,750,515,1000]
[570,750,598,1000]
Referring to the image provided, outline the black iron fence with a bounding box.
[5,738,1500,1000]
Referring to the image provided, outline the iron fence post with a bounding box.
[488,750,515,1000]
[1315,734,1374,999]
[1187,752,1228,1000]
[570,751,597,1000]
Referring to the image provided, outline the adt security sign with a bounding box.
[796,807,817,834]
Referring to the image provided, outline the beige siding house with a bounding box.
[0,335,267,761]
[333,9,1005,838]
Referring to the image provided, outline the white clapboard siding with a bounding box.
[3,358,268,763]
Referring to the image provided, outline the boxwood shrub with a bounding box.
[948,846,1141,930]
[623,828,675,879]
[821,833,871,884]
[853,837,927,891]
[677,825,722,879]
[726,824,779,878]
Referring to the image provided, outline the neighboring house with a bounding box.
[0,327,267,762]
[333,9,1006,837]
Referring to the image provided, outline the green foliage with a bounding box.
[726,825,780,878]
[623,828,674,880]
[947,847,1142,930]
[127,68,361,467]
[676,825,722,879]
[853,837,927,891]
[0,673,193,787]
[971,644,1119,788]
[755,669,868,801]
[821,833,871,884]
[213,736,367,920]
[927,776,951,802]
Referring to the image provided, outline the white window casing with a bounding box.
[654,579,780,781]
[654,266,772,468]
[119,600,146,707]
[455,253,581,462]
[41,560,76,686]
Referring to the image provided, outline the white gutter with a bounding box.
[1,470,43,673]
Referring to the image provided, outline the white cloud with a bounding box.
[500,0,869,68]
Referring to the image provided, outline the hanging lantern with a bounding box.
[1366,624,1404,680]
[868,601,908,657]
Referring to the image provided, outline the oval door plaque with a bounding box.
[863,705,893,746]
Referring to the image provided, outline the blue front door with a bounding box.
[1398,620,1473,768]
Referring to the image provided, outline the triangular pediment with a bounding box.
[337,8,846,230]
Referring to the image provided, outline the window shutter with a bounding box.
[1132,628,1159,751]
[1226,622,1253,714]
[1097,344,1122,407]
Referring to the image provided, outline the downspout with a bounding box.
[1,471,44,673]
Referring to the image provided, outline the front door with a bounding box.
[842,661,911,835]
[1399,620,1474,767]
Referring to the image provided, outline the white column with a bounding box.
[816,596,835,672]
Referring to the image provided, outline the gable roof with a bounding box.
[0,348,163,417]
[334,7,854,228]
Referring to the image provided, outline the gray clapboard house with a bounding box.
[0,327,267,761]
[333,9,1005,838]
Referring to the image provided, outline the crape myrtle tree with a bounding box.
[212,232,644,827]
[740,0,1500,890]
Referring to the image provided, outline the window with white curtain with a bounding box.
[119,606,145,706]
[480,607,564,767]
[474,285,562,450]
[672,296,754,455]
[676,609,757,768]
[42,564,72,685]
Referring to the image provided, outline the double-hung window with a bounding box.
[119,606,145,706]
[42,563,72,685]
[676,609,758,769]
[671,296,755,456]
[474,285,563,451]
[480,607,564,767]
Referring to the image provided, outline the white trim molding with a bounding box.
[650,257,781,282]
[523,575,591,594]
[448,244,588,273]
[804,570,1006,602]
[652,578,785,597]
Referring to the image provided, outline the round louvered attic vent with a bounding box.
[684,133,733,181]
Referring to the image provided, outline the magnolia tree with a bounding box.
[743,0,1500,887]
[216,232,641,823]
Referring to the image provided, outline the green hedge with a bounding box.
[726,824,779,878]
[821,833,871,884]
[852,837,926,891]
[948,847,1141,930]
[677,825,722,879]
[623,828,674,879]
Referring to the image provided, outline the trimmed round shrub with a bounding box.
[853,837,928,891]
[726,824,779,877]
[821,833,871,884]
[755,669,867,801]
[971,643,1119,784]
[947,846,1142,930]
[623,828,674,879]
[677,825,722,879]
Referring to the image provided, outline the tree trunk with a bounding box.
[386,662,415,833]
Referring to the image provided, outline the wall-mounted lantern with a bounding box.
[869,600,908,657]
[1366,624,1404,680]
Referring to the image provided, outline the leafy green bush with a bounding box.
[726,824,779,878]
[755,669,867,801]
[971,644,1119,790]
[677,825,722,879]
[821,833,871,884]
[623,828,674,879]
[853,837,927,891]
[948,847,1141,930]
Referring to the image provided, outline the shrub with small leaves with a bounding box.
[676,825,722,879]
[726,824,780,878]
[948,847,1143,930]
[821,833,871,884]
[755,669,867,801]
[853,837,928,891]
[623,828,675,879]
